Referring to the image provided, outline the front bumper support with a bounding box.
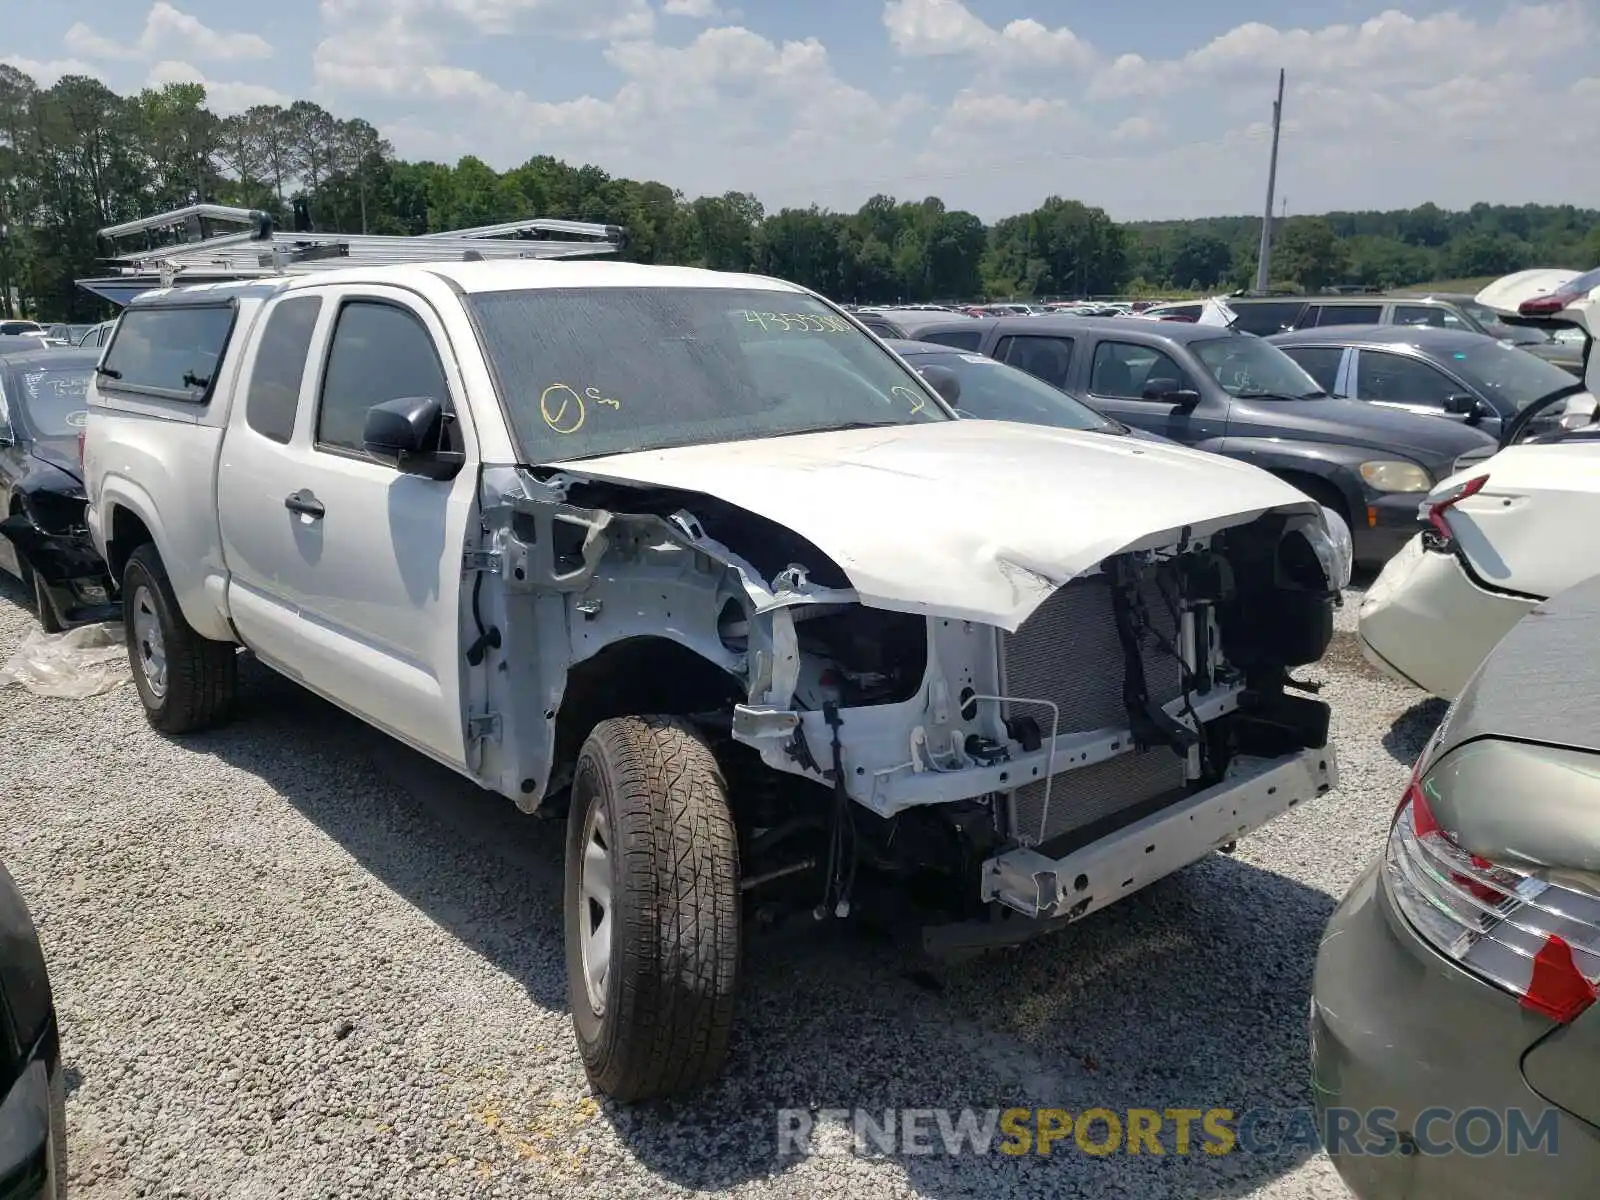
[981,749,1336,919]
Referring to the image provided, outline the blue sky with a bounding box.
[6,1,1596,221]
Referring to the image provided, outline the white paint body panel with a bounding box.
[1358,534,1537,699]
[1359,442,1600,699]
[216,284,483,766]
[555,420,1317,632]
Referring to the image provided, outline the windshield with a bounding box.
[466,287,949,462]
[1459,301,1549,345]
[1443,340,1582,410]
[910,351,1120,433]
[6,363,91,437]
[1193,335,1324,399]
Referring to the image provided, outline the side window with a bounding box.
[1355,351,1458,407]
[244,297,323,444]
[1314,304,1382,327]
[920,328,984,351]
[99,304,236,402]
[1280,346,1345,393]
[1230,302,1306,336]
[316,301,451,456]
[1393,304,1468,331]
[1090,341,1187,399]
[997,335,1075,388]
[0,381,11,441]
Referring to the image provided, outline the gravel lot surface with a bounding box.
[0,571,1445,1200]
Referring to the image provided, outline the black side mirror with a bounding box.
[362,395,464,480]
[1143,377,1201,407]
[1444,393,1481,421]
[917,364,961,407]
[1144,377,1202,408]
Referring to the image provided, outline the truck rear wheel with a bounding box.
[122,543,237,733]
[564,715,741,1102]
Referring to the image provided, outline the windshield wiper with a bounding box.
[1235,389,1328,401]
[804,419,915,433]
[94,365,122,380]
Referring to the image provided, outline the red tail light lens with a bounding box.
[1419,473,1488,541]
[1518,266,1600,317]
[1385,774,1600,1022]
[77,429,86,466]
[1519,293,1573,316]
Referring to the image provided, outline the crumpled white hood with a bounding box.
[554,420,1316,631]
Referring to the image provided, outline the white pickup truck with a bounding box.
[83,260,1346,1101]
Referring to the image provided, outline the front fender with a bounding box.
[1215,437,1369,514]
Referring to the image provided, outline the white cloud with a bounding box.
[0,56,104,87]
[320,0,652,39]
[305,0,1598,221]
[64,3,273,64]
[1091,2,1586,99]
[145,60,291,114]
[1111,116,1158,142]
[663,0,723,17]
[883,0,1094,70]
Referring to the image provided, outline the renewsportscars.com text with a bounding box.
[776,1106,1561,1158]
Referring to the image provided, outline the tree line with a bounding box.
[3,67,1598,320]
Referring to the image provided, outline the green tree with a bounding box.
[1274,217,1347,289]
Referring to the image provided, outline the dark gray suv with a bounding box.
[912,315,1497,566]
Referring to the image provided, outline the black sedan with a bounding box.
[910,315,1498,567]
[0,349,116,632]
[0,862,67,1197]
[1268,324,1595,441]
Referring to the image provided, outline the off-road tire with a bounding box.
[122,543,237,733]
[565,715,741,1102]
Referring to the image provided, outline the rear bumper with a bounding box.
[1357,535,1536,699]
[981,748,1335,919]
[1312,861,1600,1200]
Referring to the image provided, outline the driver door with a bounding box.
[1081,338,1225,444]
[218,286,481,769]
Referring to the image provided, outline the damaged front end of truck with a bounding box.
[458,421,1348,955]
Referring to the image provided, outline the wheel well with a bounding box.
[107,506,154,584]
[1270,469,1350,527]
[552,636,744,786]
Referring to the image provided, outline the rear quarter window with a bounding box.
[1230,302,1307,336]
[920,328,984,351]
[99,302,237,403]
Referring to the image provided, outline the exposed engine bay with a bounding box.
[464,463,1342,949]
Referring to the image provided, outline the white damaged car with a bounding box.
[84,262,1348,1100]
[1359,266,1600,698]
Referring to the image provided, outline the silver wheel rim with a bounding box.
[578,800,614,1016]
[130,585,168,699]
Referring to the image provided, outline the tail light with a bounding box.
[77,429,86,467]
[1385,773,1600,1022]
[1518,267,1600,316]
[1419,473,1488,541]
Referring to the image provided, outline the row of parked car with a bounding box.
[0,255,1596,1197]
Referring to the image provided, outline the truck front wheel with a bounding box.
[122,543,237,733]
[564,716,741,1102]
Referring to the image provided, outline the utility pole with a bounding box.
[1254,69,1285,294]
